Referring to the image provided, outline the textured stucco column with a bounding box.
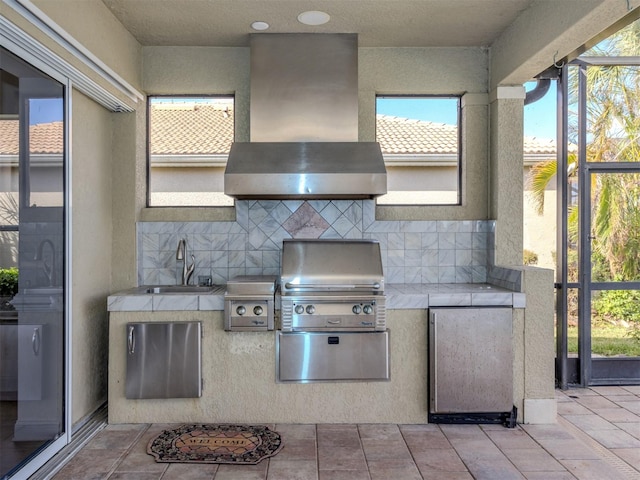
[522,266,556,423]
[111,107,145,291]
[489,86,525,266]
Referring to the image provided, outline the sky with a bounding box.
[377,82,558,141]
[29,98,64,125]
[29,83,559,141]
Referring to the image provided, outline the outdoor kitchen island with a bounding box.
[107,277,555,426]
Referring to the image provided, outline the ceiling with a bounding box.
[100,0,535,48]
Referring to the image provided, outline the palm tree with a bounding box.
[527,20,640,280]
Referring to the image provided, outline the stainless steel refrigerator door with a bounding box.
[277,331,390,382]
[429,308,512,413]
[125,322,201,399]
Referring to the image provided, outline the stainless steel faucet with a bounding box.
[176,239,195,285]
[34,239,56,287]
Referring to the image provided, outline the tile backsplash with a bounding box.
[137,200,495,286]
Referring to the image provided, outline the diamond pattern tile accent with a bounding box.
[137,201,495,284]
[282,202,330,238]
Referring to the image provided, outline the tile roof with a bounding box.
[377,114,557,155]
[0,120,63,155]
[0,107,558,157]
[150,103,234,155]
[377,115,459,155]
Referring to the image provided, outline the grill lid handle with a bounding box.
[284,282,381,290]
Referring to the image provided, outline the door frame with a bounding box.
[0,44,72,480]
[556,58,640,387]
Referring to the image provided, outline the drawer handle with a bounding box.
[327,320,342,325]
[127,325,135,354]
[32,327,40,356]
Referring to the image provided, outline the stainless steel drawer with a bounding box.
[126,322,201,399]
[277,331,390,382]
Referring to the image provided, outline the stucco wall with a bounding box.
[31,0,143,92]
[491,0,635,87]
[71,91,113,423]
[109,309,430,424]
[143,46,250,142]
[490,90,525,266]
[141,46,490,222]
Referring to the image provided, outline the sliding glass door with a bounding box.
[0,46,67,479]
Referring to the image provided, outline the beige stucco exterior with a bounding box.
[2,0,638,432]
[109,310,432,424]
[69,92,113,422]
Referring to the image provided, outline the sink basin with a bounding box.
[143,285,216,294]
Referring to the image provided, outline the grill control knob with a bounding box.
[295,304,305,314]
[236,305,246,315]
[253,306,263,315]
[352,305,362,314]
[306,305,316,314]
[363,304,373,315]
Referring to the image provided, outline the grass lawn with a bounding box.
[567,323,640,357]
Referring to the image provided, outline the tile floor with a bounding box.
[41,386,640,480]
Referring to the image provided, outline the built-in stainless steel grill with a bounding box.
[280,239,386,331]
[277,239,389,382]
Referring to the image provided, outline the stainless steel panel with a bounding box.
[125,322,201,399]
[429,308,512,413]
[224,33,388,200]
[280,239,384,293]
[224,275,276,331]
[250,34,358,142]
[224,298,274,331]
[280,295,386,332]
[277,331,390,382]
[224,142,387,199]
[225,275,277,296]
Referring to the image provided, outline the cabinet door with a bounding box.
[18,325,43,401]
[429,308,512,413]
[125,322,201,399]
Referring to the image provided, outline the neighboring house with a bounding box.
[0,107,559,267]
[0,119,63,266]
[0,119,64,206]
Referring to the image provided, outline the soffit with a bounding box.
[100,0,534,47]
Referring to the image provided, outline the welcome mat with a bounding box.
[147,424,283,464]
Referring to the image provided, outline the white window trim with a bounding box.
[2,0,142,112]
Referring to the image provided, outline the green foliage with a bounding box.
[592,289,640,324]
[523,249,538,265]
[0,267,18,296]
[567,324,640,357]
[629,323,640,343]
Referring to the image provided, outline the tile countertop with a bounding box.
[107,283,525,312]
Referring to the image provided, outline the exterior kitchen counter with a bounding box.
[107,282,538,425]
[386,283,525,309]
[107,285,226,312]
[107,283,524,312]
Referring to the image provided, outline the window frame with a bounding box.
[146,94,235,208]
[375,94,462,206]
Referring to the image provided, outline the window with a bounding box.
[375,96,461,205]
[147,96,234,207]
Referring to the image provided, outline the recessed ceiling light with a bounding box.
[297,11,330,26]
[251,21,270,31]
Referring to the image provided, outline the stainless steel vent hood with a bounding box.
[224,33,387,199]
